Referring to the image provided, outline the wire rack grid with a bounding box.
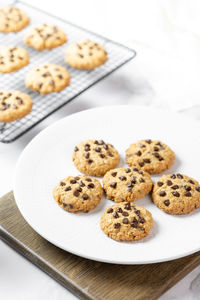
[0,0,136,143]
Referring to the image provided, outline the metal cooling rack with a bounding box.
[0,1,136,143]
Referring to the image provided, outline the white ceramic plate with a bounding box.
[14,105,200,264]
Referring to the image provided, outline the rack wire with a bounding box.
[0,1,136,143]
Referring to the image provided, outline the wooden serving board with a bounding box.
[1,192,200,300]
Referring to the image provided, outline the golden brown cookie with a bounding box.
[53,175,103,213]
[152,173,200,214]
[72,139,120,177]
[100,202,153,241]
[0,90,32,122]
[0,46,29,73]
[103,167,153,203]
[0,6,29,33]
[126,139,175,174]
[65,40,108,70]
[25,64,70,94]
[24,24,67,50]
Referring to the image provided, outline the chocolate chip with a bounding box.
[75,176,80,180]
[49,80,54,86]
[74,146,79,152]
[79,181,85,187]
[70,179,76,184]
[58,74,63,79]
[73,190,80,197]
[68,204,74,209]
[127,182,133,188]
[60,181,66,186]
[110,182,117,188]
[125,168,131,173]
[16,97,23,105]
[154,146,159,151]
[153,152,160,158]
[135,210,141,216]
[144,158,151,163]
[131,178,137,184]
[188,179,195,184]
[100,154,105,158]
[88,159,93,164]
[107,152,113,157]
[76,187,82,192]
[196,187,200,192]
[107,208,113,213]
[127,187,133,192]
[157,180,163,186]
[85,178,92,182]
[65,186,71,191]
[158,156,164,161]
[131,217,138,228]
[124,203,131,210]
[159,191,166,197]
[95,140,104,145]
[139,178,145,183]
[119,176,126,181]
[171,174,176,179]
[122,218,129,224]
[38,82,43,88]
[42,72,51,77]
[117,207,123,213]
[172,191,180,197]
[84,144,90,151]
[122,211,129,216]
[62,203,67,208]
[145,139,152,144]
[184,185,191,191]
[78,53,84,58]
[82,193,89,200]
[185,192,192,197]
[136,151,142,156]
[139,217,145,224]
[113,212,119,218]
[88,183,94,189]
[177,174,183,179]
[171,185,179,190]
[85,153,90,159]
[139,162,144,167]
[103,144,108,150]
[167,180,173,186]
[114,223,121,229]
[164,200,170,206]
[95,147,101,152]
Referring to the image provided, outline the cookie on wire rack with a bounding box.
[65,40,108,70]
[25,63,70,94]
[0,90,32,123]
[24,24,67,51]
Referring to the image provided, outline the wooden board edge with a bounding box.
[0,226,92,300]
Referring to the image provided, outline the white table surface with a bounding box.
[1,1,200,299]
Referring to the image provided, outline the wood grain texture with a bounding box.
[0,192,200,300]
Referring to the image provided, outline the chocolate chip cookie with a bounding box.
[152,173,200,214]
[0,46,29,73]
[126,139,175,174]
[103,167,153,203]
[100,202,153,241]
[53,175,103,213]
[25,64,70,94]
[72,139,120,176]
[24,24,67,50]
[0,90,32,122]
[65,40,108,70]
[0,6,29,33]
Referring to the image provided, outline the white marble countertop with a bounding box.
[1,0,200,299]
